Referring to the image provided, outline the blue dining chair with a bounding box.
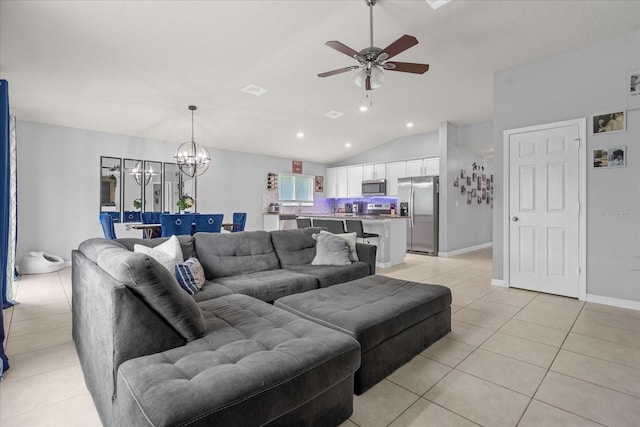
[123,211,141,223]
[142,211,166,224]
[193,214,224,233]
[99,213,117,240]
[160,214,194,237]
[102,211,120,223]
[232,212,247,232]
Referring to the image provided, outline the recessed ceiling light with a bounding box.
[241,84,268,96]
[426,0,451,10]
[296,132,305,138]
[406,122,414,128]
[345,142,352,148]
[324,111,344,119]
[359,106,368,112]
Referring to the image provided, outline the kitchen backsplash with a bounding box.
[262,191,397,215]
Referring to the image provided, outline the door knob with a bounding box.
[512,216,518,222]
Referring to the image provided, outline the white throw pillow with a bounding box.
[311,233,352,266]
[320,230,359,261]
[134,235,184,273]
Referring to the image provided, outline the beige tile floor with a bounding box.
[1,248,639,426]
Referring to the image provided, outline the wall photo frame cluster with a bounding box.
[453,162,493,208]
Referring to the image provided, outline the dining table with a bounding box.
[131,223,236,239]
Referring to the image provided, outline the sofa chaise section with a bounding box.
[72,238,361,427]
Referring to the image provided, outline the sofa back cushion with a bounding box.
[194,230,280,279]
[79,238,206,341]
[270,228,323,267]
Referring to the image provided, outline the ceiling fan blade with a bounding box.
[325,41,360,59]
[383,62,430,74]
[380,35,419,60]
[318,66,359,78]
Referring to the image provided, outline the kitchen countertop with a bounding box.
[296,213,409,220]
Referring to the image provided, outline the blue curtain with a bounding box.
[1,79,14,377]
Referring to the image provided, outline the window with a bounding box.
[278,173,313,203]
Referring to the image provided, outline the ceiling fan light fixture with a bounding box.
[369,64,385,88]
[353,69,367,88]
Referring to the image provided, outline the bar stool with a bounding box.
[345,219,379,244]
[312,219,345,234]
[296,218,312,229]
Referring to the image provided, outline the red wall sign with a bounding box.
[292,160,303,174]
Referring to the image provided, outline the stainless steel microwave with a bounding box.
[361,179,387,196]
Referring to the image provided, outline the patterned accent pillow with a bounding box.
[175,257,206,295]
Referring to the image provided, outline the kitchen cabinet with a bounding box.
[362,163,386,180]
[386,161,407,196]
[347,165,363,197]
[325,167,348,198]
[406,157,439,177]
[336,167,348,198]
[325,168,337,198]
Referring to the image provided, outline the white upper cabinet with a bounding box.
[347,166,363,197]
[406,158,440,177]
[406,159,423,177]
[325,167,337,198]
[336,167,348,198]
[423,157,439,176]
[386,161,407,196]
[362,163,386,180]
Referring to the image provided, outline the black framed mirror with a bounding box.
[100,156,122,222]
[123,159,143,223]
[163,162,181,213]
[143,161,163,213]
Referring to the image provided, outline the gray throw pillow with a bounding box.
[311,232,352,266]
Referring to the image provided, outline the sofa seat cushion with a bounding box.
[191,280,234,302]
[116,294,361,427]
[194,231,281,279]
[214,269,318,302]
[283,262,371,288]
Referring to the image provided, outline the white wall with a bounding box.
[444,121,494,254]
[331,130,440,167]
[15,120,327,262]
[493,30,640,302]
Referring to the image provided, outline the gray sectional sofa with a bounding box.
[72,228,377,427]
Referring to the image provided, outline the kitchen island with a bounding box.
[297,214,408,268]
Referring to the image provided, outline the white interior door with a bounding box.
[508,122,582,297]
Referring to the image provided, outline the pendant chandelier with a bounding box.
[174,105,211,178]
[130,161,156,186]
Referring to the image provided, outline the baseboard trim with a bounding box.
[439,242,492,257]
[586,294,640,311]
[491,279,506,287]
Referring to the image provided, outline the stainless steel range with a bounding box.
[366,203,391,215]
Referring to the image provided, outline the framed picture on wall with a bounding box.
[314,175,324,192]
[592,110,625,134]
[593,146,626,168]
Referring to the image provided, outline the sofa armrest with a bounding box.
[356,243,377,275]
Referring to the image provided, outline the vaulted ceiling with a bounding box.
[1,1,638,163]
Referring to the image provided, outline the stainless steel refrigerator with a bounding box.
[398,176,439,255]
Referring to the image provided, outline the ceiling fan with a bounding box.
[318,0,429,90]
